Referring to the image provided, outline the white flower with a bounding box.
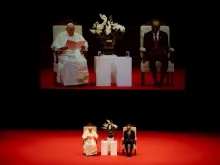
[90,29,96,34]
[106,29,111,35]
[112,124,118,129]
[105,24,111,35]
[90,14,125,37]
[96,29,102,35]
[96,23,104,30]
[119,25,125,32]
[103,123,108,127]
[100,14,107,21]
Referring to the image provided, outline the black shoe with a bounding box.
[159,82,165,87]
[154,82,159,87]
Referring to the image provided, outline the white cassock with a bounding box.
[51,31,89,86]
[82,130,98,156]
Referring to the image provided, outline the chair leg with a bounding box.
[134,149,136,155]
[166,72,170,85]
[54,72,57,85]
[122,149,124,155]
[171,72,174,86]
[141,72,145,86]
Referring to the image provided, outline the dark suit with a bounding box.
[123,130,135,155]
[143,30,169,83]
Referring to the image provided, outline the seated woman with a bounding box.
[82,127,98,156]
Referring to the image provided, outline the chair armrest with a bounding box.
[169,47,175,52]
[139,47,146,52]
[139,47,146,59]
[53,50,59,64]
[168,47,175,61]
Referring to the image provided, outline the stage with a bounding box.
[0,130,217,165]
[40,68,185,90]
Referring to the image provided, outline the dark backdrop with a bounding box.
[39,4,185,69]
[1,90,217,132]
[5,3,215,133]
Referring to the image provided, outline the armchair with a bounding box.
[82,124,97,155]
[122,125,137,155]
[52,22,87,85]
[140,24,175,85]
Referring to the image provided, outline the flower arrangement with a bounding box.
[89,14,125,48]
[101,119,118,138]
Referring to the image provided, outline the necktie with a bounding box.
[154,33,158,48]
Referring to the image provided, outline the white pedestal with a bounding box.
[110,141,117,156]
[107,137,114,151]
[115,57,132,86]
[94,55,117,86]
[96,57,111,86]
[101,140,108,155]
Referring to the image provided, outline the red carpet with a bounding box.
[0,130,218,165]
[40,68,185,90]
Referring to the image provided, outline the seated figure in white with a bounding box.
[82,127,98,156]
[51,23,89,86]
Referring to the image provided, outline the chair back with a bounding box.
[140,25,170,48]
[123,125,136,138]
[52,25,83,40]
[83,125,97,132]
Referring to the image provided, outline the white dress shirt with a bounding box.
[153,31,159,41]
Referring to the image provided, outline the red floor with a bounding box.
[40,68,185,90]
[0,130,218,165]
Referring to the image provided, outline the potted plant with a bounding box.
[102,119,118,139]
[89,14,125,55]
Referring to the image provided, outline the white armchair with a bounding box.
[140,25,175,85]
[83,124,97,133]
[83,124,97,155]
[122,125,137,155]
[52,24,83,84]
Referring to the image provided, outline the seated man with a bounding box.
[82,127,98,156]
[123,124,135,157]
[51,23,89,86]
[143,19,169,87]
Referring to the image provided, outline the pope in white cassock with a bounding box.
[51,23,89,86]
[82,127,98,156]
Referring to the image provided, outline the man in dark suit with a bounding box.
[143,19,169,86]
[123,124,135,157]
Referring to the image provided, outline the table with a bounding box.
[115,57,132,86]
[95,55,117,86]
[107,137,114,151]
[110,140,117,155]
[101,140,118,156]
[95,55,132,87]
[101,140,108,155]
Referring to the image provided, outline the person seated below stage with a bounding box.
[123,124,136,157]
[142,19,169,87]
[51,23,89,86]
[82,127,98,156]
